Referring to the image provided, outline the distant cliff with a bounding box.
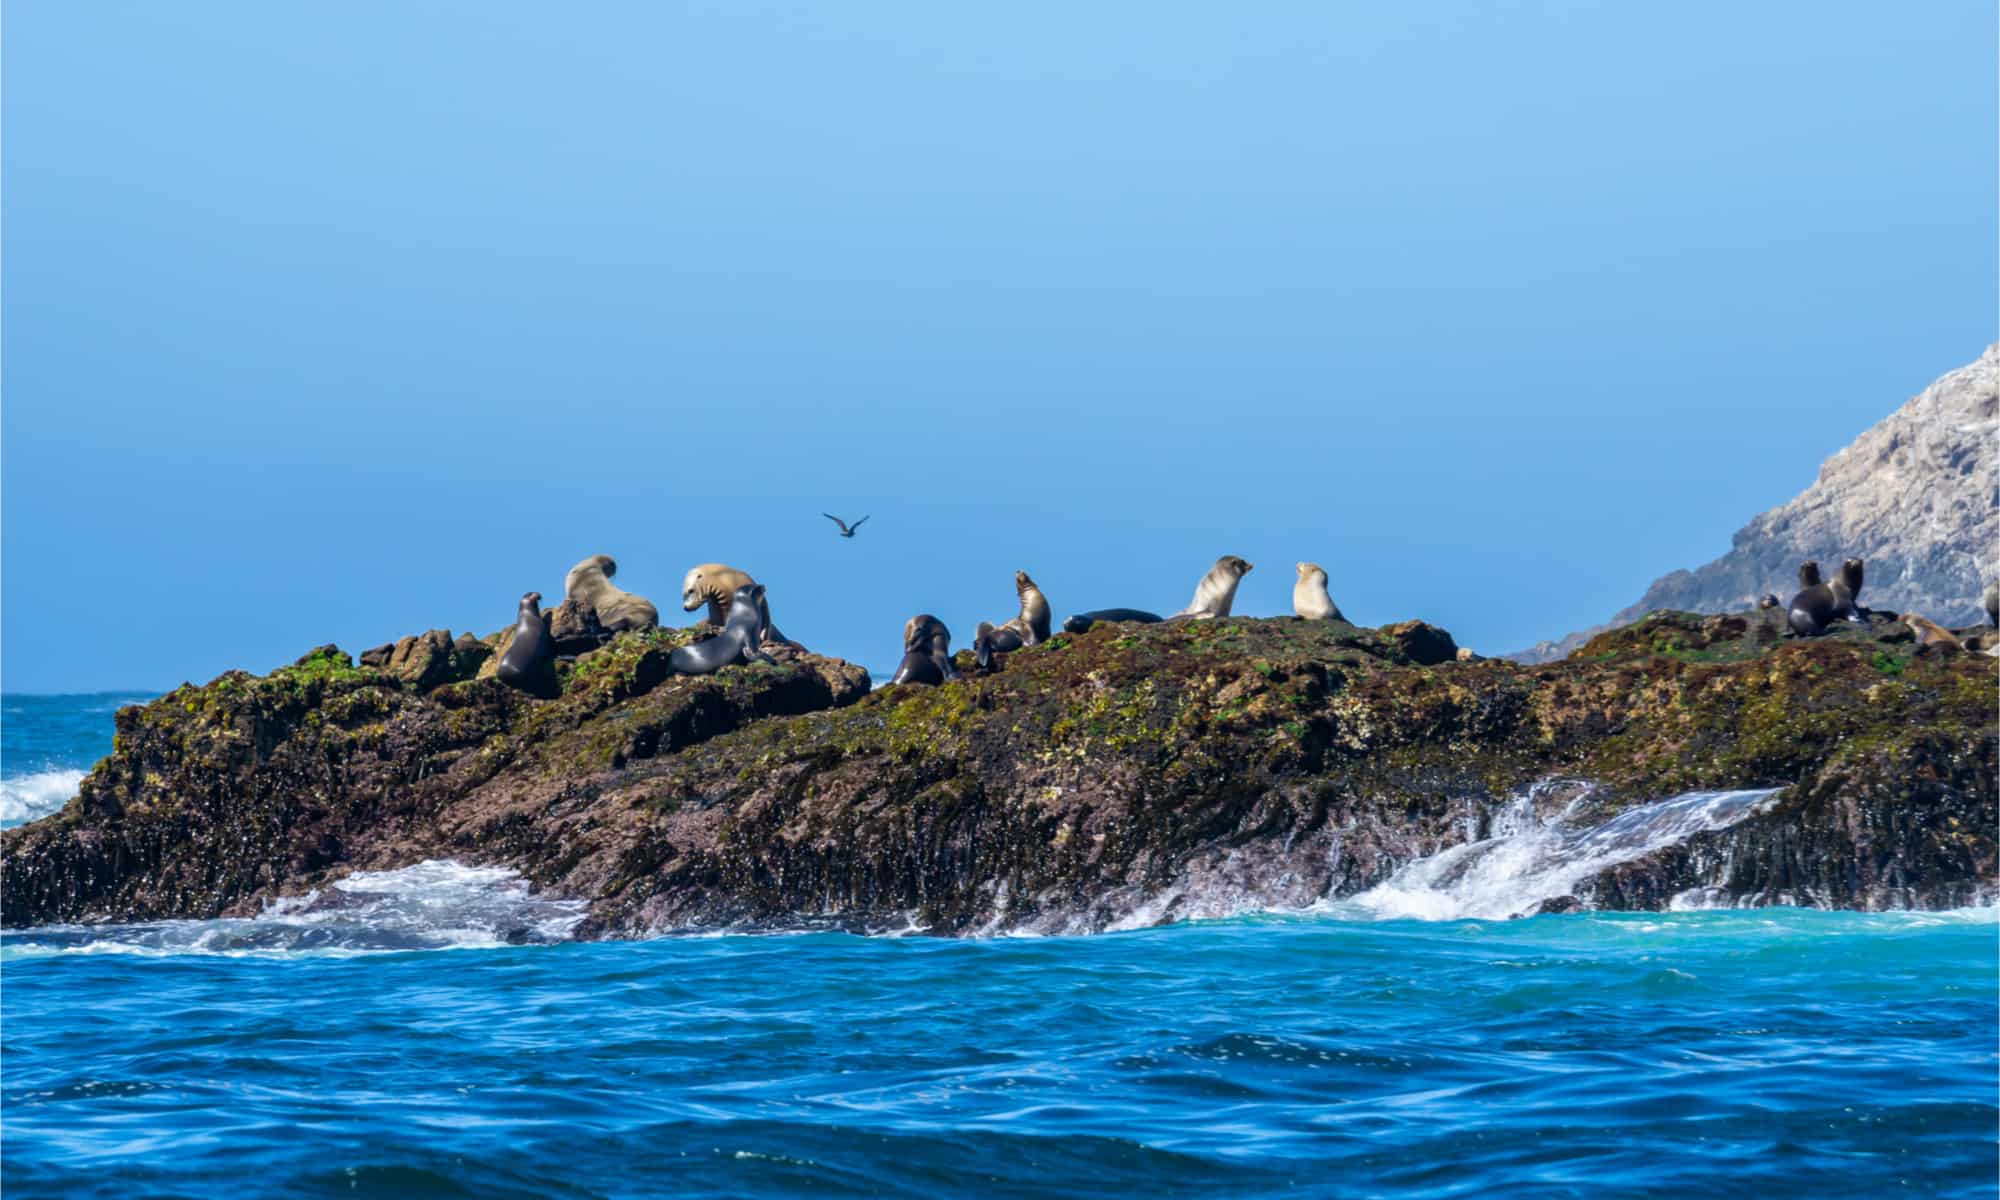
[1512,345,1999,664]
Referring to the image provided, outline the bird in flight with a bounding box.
[823,513,870,539]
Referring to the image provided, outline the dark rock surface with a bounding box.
[3,612,1992,935]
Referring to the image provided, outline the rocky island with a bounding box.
[4,602,1993,935]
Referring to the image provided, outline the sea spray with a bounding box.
[2,860,585,958]
[1350,784,1784,920]
[0,769,85,827]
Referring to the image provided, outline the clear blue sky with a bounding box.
[5,2,1994,692]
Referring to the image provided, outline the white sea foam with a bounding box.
[1,859,587,959]
[0,769,86,827]
[1347,786,1785,921]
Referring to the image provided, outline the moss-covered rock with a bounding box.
[2,611,1991,934]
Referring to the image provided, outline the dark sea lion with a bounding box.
[495,592,557,696]
[973,571,1053,669]
[670,584,774,675]
[1061,608,1164,634]
[972,622,1021,671]
[1176,556,1254,619]
[1757,594,1781,611]
[1787,559,1864,637]
[890,614,959,686]
[1837,558,1868,620]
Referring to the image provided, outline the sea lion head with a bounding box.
[682,563,751,613]
[519,591,543,617]
[1014,570,1037,595]
[1758,594,1781,610]
[1799,561,1822,587]
[1840,558,1864,593]
[681,566,711,612]
[904,613,946,652]
[1297,562,1324,583]
[1220,556,1252,578]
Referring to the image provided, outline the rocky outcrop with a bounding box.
[3,608,1991,934]
[1513,345,1999,663]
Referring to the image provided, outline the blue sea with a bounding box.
[4,693,1996,1198]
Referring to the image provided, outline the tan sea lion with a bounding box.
[1293,563,1343,621]
[1904,614,1965,655]
[1985,580,1998,629]
[1176,556,1253,619]
[563,554,659,633]
[680,563,792,645]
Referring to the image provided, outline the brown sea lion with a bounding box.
[680,563,792,645]
[973,570,1052,669]
[564,554,660,633]
[1904,614,1965,656]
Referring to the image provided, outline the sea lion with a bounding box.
[1787,559,1863,637]
[1904,614,1965,656]
[563,554,659,633]
[890,614,959,686]
[1176,556,1253,620]
[494,592,556,696]
[1293,563,1343,621]
[1984,580,1998,628]
[669,584,773,675]
[1838,558,1870,619]
[680,563,792,645]
[971,570,1052,669]
[1061,608,1164,635]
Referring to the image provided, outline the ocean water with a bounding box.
[4,694,1996,1198]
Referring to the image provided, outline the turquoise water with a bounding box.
[3,695,1996,1198]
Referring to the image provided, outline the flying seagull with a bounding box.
[823,513,870,539]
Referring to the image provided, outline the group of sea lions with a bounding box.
[491,549,2000,696]
[492,555,787,695]
[1760,556,2000,657]
[892,555,1352,685]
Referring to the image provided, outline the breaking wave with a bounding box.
[0,860,586,959]
[1347,783,1785,921]
[0,769,86,827]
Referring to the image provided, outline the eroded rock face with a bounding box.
[1513,345,2000,663]
[4,612,1988,936]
